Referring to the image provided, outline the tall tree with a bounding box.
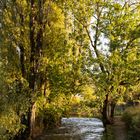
[1,0,72,138]
[85,0,140,124]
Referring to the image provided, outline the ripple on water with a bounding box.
[36,117,104,140]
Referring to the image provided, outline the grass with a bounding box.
[101,125,115,140]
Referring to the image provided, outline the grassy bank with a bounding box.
[102,125,115,140]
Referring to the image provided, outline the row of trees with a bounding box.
[0,0,140,139]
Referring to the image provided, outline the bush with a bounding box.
[122,107,140,134]
[0,109,26,140]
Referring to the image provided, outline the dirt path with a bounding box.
[112,116,127,140]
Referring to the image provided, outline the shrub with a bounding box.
[122,106,140,132]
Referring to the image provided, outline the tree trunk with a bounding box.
[110,101,116,119]
[102,94,110,126]
[28,0,44,138]
[28,102,36,139]
[28,0,36,138]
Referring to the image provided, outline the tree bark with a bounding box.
[29,102,36,139]
[102,94,110,126]
[19,13,26,78]
[28,0,44,138]
[110,101,116,119]
[28,0,36,138]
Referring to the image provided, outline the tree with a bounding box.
[85,0,140,125]
[0,0,73,138]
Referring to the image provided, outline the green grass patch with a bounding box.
[101,125,115,140]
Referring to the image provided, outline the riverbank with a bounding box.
[102,116,127,140]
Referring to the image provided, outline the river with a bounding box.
[36,117,105,140]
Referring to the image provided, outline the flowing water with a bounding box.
[36,117,104,140]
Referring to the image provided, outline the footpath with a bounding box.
[112,116,127,140]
